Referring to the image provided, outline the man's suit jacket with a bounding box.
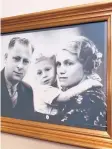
[1,69,34,120]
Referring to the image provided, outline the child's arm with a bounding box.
[54,79,102,103]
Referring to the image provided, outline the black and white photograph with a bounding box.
[1,21,107,131]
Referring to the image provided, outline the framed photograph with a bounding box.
[1,1,112,149]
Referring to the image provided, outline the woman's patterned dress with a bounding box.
[59,87,107,131]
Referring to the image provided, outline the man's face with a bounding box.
[35,60,56,86]
[5,42,32,84]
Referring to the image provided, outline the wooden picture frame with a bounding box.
[1,1,112,149]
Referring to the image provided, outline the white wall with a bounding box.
[1,0,104,149]
[2,0,103,18]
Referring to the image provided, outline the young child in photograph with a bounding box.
[32,54,102,123]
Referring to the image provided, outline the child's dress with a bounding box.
[33,85,61,115]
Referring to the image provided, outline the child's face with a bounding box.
[35,59,56,86]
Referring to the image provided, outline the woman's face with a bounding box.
[56,50,84,89]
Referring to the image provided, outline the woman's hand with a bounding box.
[86,78,103,88]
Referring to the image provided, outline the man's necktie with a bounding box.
[9,87,18,108]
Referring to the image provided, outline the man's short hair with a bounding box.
[8,37,34,53]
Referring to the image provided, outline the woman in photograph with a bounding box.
[56,36,107,130]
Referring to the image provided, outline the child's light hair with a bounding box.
[34,53,56,64]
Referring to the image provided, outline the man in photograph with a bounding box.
[1,37,35,120]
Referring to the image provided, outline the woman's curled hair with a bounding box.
[63,36,102,74]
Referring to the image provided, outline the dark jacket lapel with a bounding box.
[1,69,13,116]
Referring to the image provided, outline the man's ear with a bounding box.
[4,53,8,63]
